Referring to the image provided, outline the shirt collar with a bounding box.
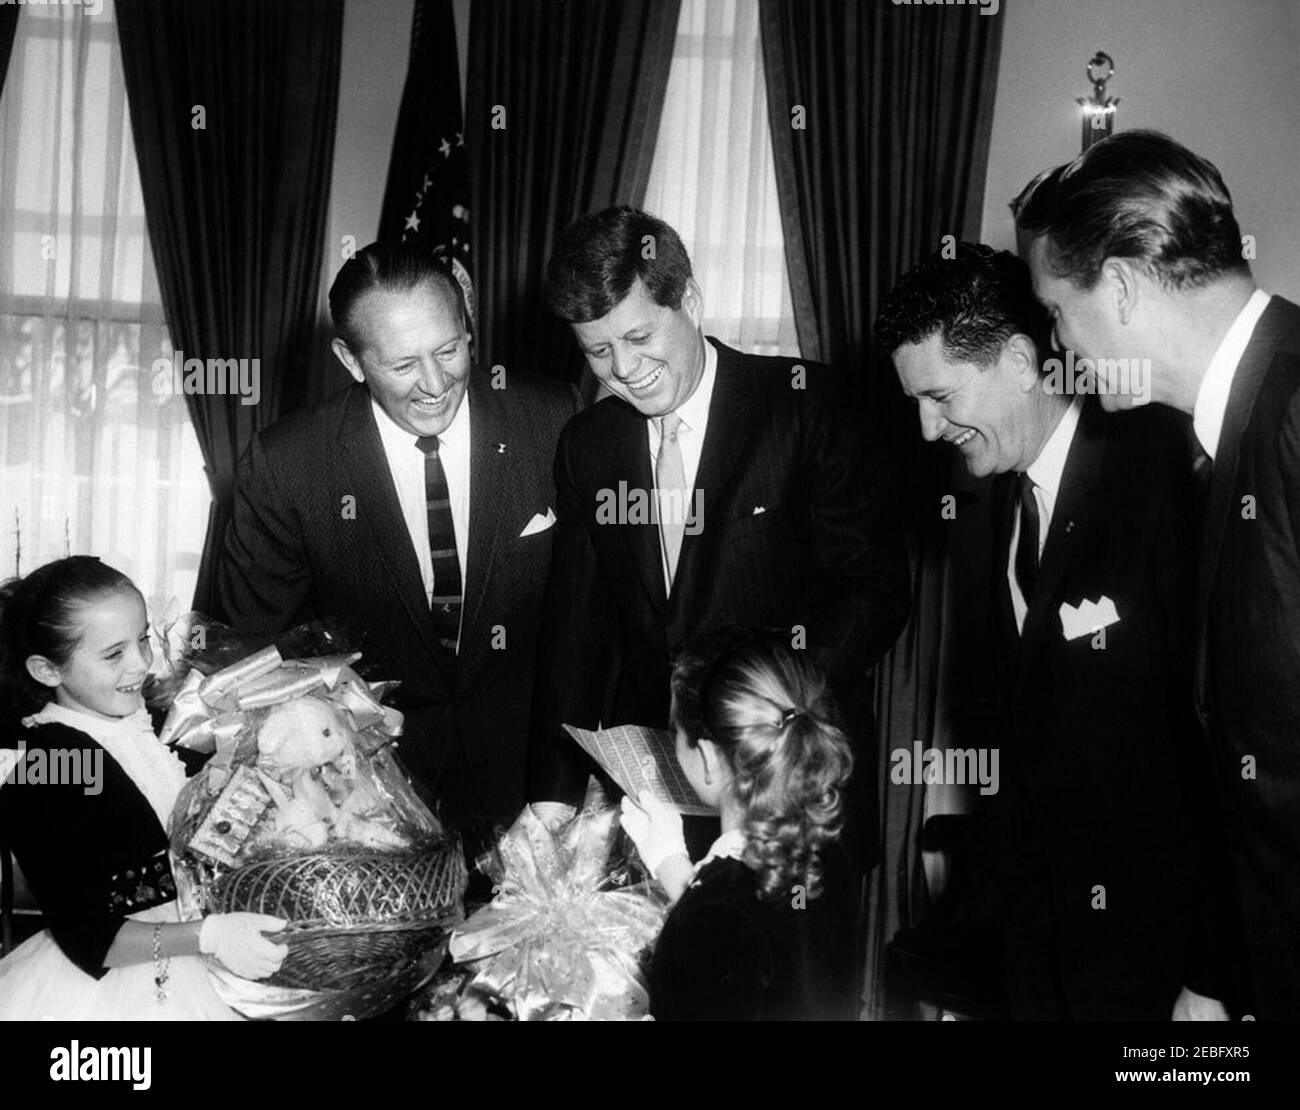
[370,385,472,453]
[694,827,746,874]
[22,701,154,741]
[651,337,716,441]
[1026,395,1084,498]
[1193,288,1271,459]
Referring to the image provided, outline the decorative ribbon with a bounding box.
[449,805,666,1020]
[160,650,403,754]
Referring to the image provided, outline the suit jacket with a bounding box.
[1194,294,1300,1018]
[977,399,1227,1018]
[528,338,910,864]
[217,370,580,824]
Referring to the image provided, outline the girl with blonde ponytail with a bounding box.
[620,629,859,1020]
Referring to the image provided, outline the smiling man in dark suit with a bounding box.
[527,206,909,869]
[879,242,1228,1020]
[1017,130,1300,1019]
[217,243,579,828]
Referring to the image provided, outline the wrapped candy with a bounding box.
[163,634,465,1021]
[448,792,668,1020]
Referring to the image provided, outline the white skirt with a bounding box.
[0,901,242,1021]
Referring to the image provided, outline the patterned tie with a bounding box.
[655,412,687,586]
[1014,471,1040,604]
[416,435,462,653]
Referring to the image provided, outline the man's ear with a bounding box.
[1101,257,1140,325]
[1005,333,1041,392]
[25,655,62,690]
[681,278,704,329]
[331,337,367,385]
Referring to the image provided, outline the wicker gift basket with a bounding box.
[200,841,467,993]
[160,625,469,1018]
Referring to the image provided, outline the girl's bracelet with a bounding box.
[152,923,170,1004]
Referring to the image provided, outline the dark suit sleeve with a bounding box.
[216,431,314,632]
[1147,429,1238,1005]
[527,423,617,805]
[799,372,911,690]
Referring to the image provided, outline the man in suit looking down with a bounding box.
[528,205,909,871]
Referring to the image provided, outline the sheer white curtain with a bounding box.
[643,0,798,357]
[0,0,208,615]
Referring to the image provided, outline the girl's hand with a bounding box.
[619,794,689,875]
[199,913,289,980]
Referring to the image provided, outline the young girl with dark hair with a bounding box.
[621,629,859,1020]
[0,556,284,1020]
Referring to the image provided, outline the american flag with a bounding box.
[379,0,471,284]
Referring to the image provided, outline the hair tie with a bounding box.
[779,706,806,729]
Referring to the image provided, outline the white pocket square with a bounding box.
[752,505,766,515]
[520,508,556,537]
[1059,595,1121,641]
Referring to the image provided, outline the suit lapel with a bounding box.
[1195,298,1293,637]
[1018,400,1104,662]
[671,340,756,617]
[990,471,1019,669]
[336,385,449,680]
[458,372,511,682]
[615,402,669,619]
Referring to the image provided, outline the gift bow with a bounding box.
[449,806,666,1021]
[159,648,403,754]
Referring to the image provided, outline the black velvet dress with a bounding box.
[650,846,858,1021]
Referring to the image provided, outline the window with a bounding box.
[643,0,798,357]
[0,0,209,615]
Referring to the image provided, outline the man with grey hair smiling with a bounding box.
[218,243,579,833]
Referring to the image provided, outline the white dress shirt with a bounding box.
[1008,397,1083,634]
[646,339,718,587]
[1193,288,1272,460]
[370,392,472,626]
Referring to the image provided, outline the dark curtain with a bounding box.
[760,0,1003,1016]
[466,0,680,383]
[116,0,344,614]
[0,4,18,99]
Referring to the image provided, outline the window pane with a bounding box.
[0,0,209,616]
[643,0,799,358]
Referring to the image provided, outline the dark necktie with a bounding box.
[415,435,462,653]
[1014,471,1040,604]
[1190,429,1213,502]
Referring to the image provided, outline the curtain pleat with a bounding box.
[760,0,1004,1018]
[0,4,18,99]
[466,0,681,383]
[116,0,344,614]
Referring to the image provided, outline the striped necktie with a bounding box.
[416,435,462,653]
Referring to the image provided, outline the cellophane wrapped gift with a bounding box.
[161,627,467,1021]
[444,788,669,1020]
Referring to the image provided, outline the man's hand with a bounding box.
[1172,985,1230,1021]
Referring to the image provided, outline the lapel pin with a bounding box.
[497,443,506,454]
